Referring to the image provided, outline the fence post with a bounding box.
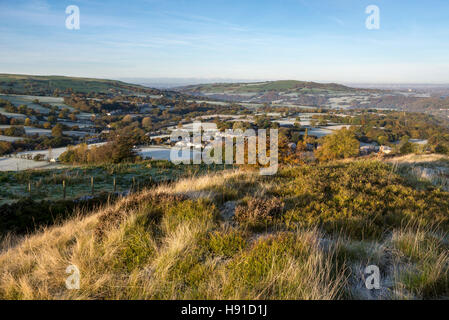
[91,177,94,196]
[113,177,116,192]
[63,180,66,200]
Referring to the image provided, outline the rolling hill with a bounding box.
[178,80,357,93]
[175,80,374,106]
[0,74,168,96]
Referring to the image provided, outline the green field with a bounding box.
[0,161,229,205]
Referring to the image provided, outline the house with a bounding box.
[409,139,428,146]
[379,146,392,154]
[359,142,379,155]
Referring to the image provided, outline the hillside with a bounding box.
[178,80,357,93]
[1,159,448,300]
[0,74,167,96]
[175,80,373,106]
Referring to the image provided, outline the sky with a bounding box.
[1,0,449,83]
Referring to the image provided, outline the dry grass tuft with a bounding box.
[235,197,284,231]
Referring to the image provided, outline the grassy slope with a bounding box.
[0,74,160,95]
[0,160,448,300]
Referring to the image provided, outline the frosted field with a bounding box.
[167,122,219,132]
[196,114,245,120]
[0,125,51,136]
[188,100,230,106]
[0,135,24,142]
[0,94,94,120]
[59,121,92,128]
[0,158,65,171]
[274,119,311,126]
[0,109,27,119]
[139,146,201,162]
[326,124,353,131]
[0,125,89,137]
[0,94,75,113]
[0,144,183,171]
[307,128,334,137]
[16,146,70,159]
[0,145,203,171]
[0,94,51,114]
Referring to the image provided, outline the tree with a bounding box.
[315,128,360,162]
[51,124,64,138]
[4,126,26,137]
[24,118,31,126]
[400,142,415,155]
[69,113,77,121]
[142,117,152,129]
[435,143,449,155]
[18,105,28,114]
[111,134,137,164]
[122,115,133,123]
[47,115,57,124]
[0,141,12,155]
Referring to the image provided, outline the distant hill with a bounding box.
[0,74,168,96]
[178,80,357,93]
[175,80,373,106]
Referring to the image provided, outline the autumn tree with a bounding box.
[315,128,360,162]
[142,117,152,129]
[51,124,64,138]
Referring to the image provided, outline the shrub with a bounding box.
[204,228,247,257]
[400,142,415,155]
[113,217,156,273]
[234,197,284,231]
[278,161,449,239]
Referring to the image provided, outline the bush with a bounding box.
[3,126,26,137]
[0,141,12,155]
[278,161,449,239]
[204,228,247,257]
[234,197,284,231]
[400,142,415,155]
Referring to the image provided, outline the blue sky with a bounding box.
[1,0,449,83]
